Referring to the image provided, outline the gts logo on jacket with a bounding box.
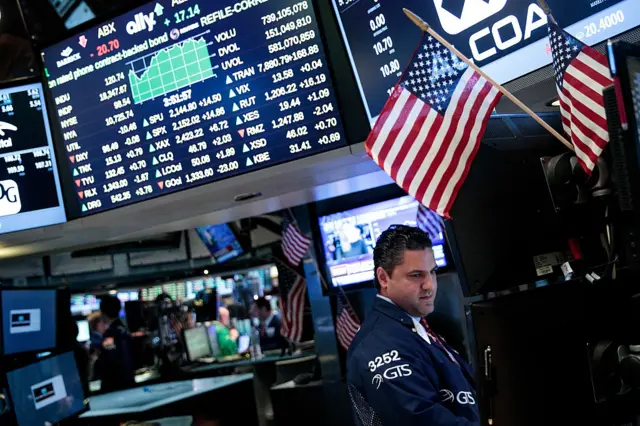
[440,389,476,405]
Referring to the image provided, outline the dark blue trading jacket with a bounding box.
[347,297,480,426]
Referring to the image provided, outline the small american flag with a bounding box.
[416,203,444,242]
[548,20,612,174]
[277,259,307,343]
[281,213,312,266]
[336,290,360,350]
[366,33,502,218]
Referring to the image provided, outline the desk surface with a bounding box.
[80,374,253,418]
[89,369,161,393]
[184,352,315,374]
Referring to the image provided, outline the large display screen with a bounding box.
[0,83,67,233]
[7,352,87,426]
[318,196,447,287]
[42,0,347,217]
[332,0,639,123]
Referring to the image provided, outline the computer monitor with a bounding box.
[7,352,88,425]
[317,195,448,288]
[2,289,57,355]
[237,335,251,354]
[75,320,89,343]
[184,326,212,362]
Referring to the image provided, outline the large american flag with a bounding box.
[416,203,444,242]
[336,290,360,350]
[548,20,612,174]
[277,258,307,343]
[366,34,502,218]
[281,213,312,266]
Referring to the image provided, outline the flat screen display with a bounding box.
[318,196,447,287]
[332,0,640,124]
[0,83,67,233]
[184,326,211,361]
[42,0,347,218]
[7,352,87,426]
[2,289,57,355]
[196,223,244,263]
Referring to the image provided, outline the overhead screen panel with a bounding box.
[332,0,640,124]
[42,0,347,218]
[0,83,67,233]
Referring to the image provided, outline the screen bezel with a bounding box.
[0,287,59,357]
[309,185,454,295]
[5,351,90,426]
[0,77,68,234]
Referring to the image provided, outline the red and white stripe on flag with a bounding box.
[365,34,502,218]
[548,21,612,174]
[336,291,360,350]
[280,274,306,343]
[282,217,312,266]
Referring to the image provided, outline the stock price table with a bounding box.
[43,0,346,217]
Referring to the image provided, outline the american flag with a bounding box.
[277,258,307,343]
[548,20,612,174]
[336,290,360,350]
[366,34,502,218]
[281,213,312,266]
[416,203,444,242]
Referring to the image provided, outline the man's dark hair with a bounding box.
[254,297,272,312]
[373,225,432,291]
[100,295,122,320]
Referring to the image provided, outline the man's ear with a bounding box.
[376,267,390,290]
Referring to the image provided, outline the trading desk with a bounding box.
[181,352,317,426]
[80,374,255,425]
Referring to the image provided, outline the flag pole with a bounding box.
[536,0,557,25]
[403,8,574,152]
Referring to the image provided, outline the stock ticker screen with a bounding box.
[0,83,67,233]
[332,0,640,124]
[42,0,347,217]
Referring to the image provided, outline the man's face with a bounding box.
[377,248,438,317]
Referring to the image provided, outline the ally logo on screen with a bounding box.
[434,0,508,35]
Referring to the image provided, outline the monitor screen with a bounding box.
[41,0,347,218]
[196,223,244,263]
[76,320,90,342]
[2,289,57,355]
[0,83,67,233]
[184,326,211,361]
[332,0,640,124]
[7,352,87,426]
[318,196,447,287]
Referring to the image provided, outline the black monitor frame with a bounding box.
[309,185,454,296]
[4,351,90,426]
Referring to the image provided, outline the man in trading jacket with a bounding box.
[347,225,479,425]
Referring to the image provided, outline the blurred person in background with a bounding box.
[98,295,135,392]
[251,297,286,351]
[212,307,238,356]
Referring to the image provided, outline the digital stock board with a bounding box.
[332,0,640,123]
[0,83,67,234]
[42,0,347,217]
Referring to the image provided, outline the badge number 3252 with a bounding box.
[368,351,401,372]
